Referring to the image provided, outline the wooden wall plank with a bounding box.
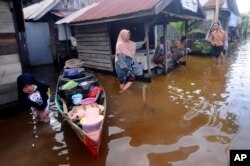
[0,62,22,75]
[0,54,20,65]
[78,53,110,59]
[0,12,14,22]
[77,45,110,51]
[0,33,16,38]
[79,56,111,64]
[0,82,17,94]
[0,6,15,33]
[0,44,18,55]
[77,49,111,55]
[0,32,17,56]
[75,23,113,72]
[84,64,113,71]
[76,33,109,38]
[0,23,15,33]
[0,91,18,105]
[0,1,10,12]
[83,61,112,68]
[76,36,110,42]
[77,41,109,46]
[0,38,16,45]
[0,72,20,85]
[75,25,108,34]
[0,62,22,85]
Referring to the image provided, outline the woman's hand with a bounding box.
[143,37,148,44]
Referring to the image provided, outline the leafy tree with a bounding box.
[170,21,185,35]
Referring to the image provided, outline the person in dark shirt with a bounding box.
[17,73,50,122]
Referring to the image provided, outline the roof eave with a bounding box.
[24,0,60,21]
[71,9,155,26]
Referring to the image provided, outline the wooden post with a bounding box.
[185,20,188,62]
[144,23,151,76]
[49,16,57,62]
[163,23,167,74]
[64,23,71,58]
[154,26,158,48]
[215,0,220,21]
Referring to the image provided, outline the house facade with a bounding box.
[57,0,205,74]
[23,0,96,67]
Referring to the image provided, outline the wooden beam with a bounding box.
[77,45,111,51]
[78,53,110,59]
[144,22,151,76]
[215,0,220,21]
[79,56,112,64]
[77,49,111,55]
[76,36,110,42]
[76,33,109,38]
[185,20,188,62]
[163,24,167,74]
[0,54,19,65]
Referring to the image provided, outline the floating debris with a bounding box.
[193,89,201,94]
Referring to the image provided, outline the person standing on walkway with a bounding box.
[115,29,147,92]
[17,73,50,122]
[210,21,226,65]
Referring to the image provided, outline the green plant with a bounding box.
[194,40,212,55]
[188,28,207,39]
[170,21,185,34]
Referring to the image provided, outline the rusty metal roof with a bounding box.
[72,0,160,23]
[203,0,225,8]
[56,0,206,25]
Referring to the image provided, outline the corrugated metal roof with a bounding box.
[203,0,225,8]
[57,0,205,25]
[72,0,160,23]
[23,0,60,20]
[55,2,100,24]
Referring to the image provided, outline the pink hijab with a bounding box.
[115,29,136,61]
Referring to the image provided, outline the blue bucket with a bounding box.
[71,94,83,105]
[132,63,143,76]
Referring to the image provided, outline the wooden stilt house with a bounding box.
[57,0,206,76]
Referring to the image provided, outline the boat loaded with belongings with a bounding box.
[55,59,106,158]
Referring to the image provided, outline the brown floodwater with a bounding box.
[1,39,250,166]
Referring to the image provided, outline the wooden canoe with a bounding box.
[55,69,106,158]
